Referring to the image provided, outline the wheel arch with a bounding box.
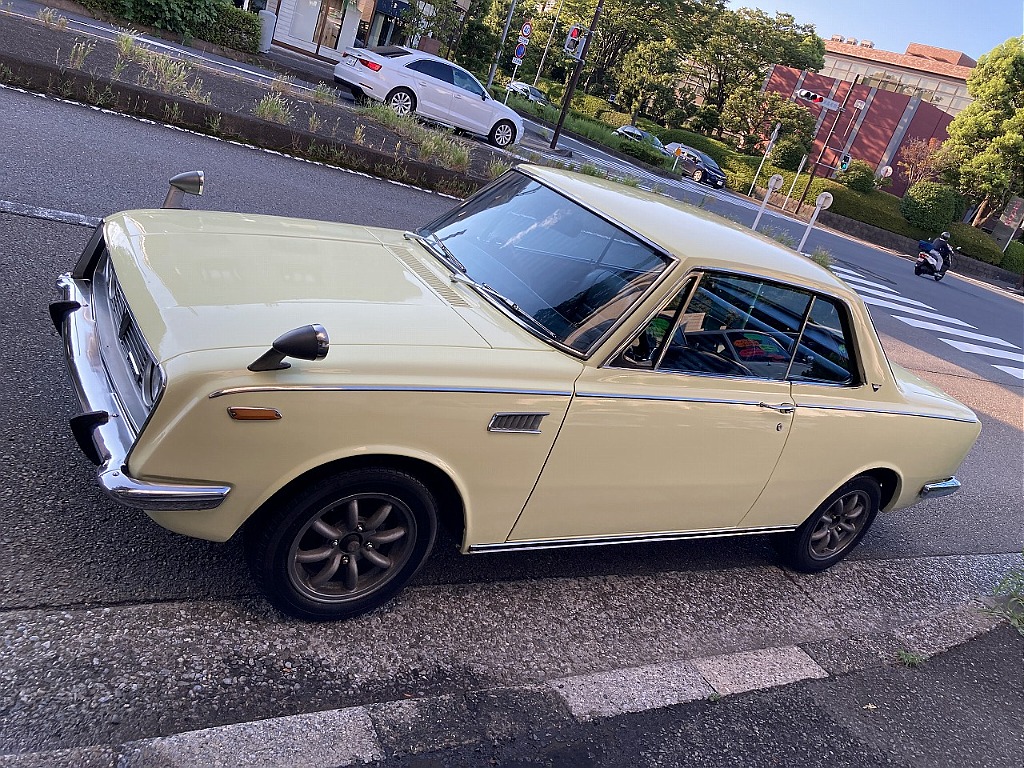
[859,467,901,512]
[247,453,466,544]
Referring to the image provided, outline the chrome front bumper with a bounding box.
[919,476,962,499]
[52,273,230,511]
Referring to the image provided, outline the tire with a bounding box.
[776,477,880,572]
[934,273,944,281]
[385,88,416,117]
[245,468,438,621]
[914,264,923,275]
[489,120,516,149]
[693,169,704,183]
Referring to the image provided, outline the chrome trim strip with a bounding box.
[796,402,979,423]
[576,392,764,406]
[469,524,797,553]
[209,385,573,399]
[56,273,231,512]
[919,476,962,498]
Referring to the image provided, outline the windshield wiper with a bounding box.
[404,231,466,273]
[449,273,557,340]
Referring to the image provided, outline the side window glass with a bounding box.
[452,67,484,96]
[407,60,452,83]
[617,280,693,366]
[788,296,857,385]
[658,274,810,380]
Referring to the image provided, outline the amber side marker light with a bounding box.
[227,407,282,421]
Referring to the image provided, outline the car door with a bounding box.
[450,65,493,135]
[508,272,812,544]
[403,59,454,121]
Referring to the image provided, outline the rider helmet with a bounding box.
[940,232,950,240]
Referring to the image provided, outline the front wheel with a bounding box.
[693,169,704,183]
[776,477,880,572]
[914,263,923,275]
[934,272,944,281]
[245,468,438,621]
[489,120,516,149]
[385,88,416,117]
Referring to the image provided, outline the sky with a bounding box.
[732,0,1022,60]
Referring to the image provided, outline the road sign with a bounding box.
[512,57,524,65]
[517,35,530,45]
[514,42,527,59]
[820,97,842,111]
[768,173,785,191]
[815,192,833,210]
[521,21,532,37]
[853,99,866,110]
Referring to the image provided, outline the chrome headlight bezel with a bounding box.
[141,359,165,408]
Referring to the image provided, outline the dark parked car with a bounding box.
[666,143,728,188]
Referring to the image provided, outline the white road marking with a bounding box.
[852,285,933,307]
[860,296,975,328]
[992,365,1024,380]
[832,272,901,294]
[940,339,1024,363]
[893,317,1020,348]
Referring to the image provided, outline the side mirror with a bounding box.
[248,324,329,372]
[162,171,205,209]
[481,92,488,101]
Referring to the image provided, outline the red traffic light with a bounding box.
[797,89,824,103]
[564,24,584,55]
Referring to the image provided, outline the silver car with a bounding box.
[334,46,524,149]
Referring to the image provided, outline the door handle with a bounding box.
[759,402,796,414]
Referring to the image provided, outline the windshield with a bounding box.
[643,132,665,149]
[696,151,721,171]
[419,172,672,354]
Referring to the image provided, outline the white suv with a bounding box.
[334,46,524,149]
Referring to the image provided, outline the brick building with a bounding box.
[763,42,976,197]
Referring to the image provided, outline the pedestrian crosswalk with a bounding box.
[831,265,1024,382]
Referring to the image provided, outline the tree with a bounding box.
[720,85,815,153]
[941,36,1024,225]
[617,39,680,122]
[895,137,944,188]
[687,8,824,113]
[453,0,501,75]
[403,0,464,56]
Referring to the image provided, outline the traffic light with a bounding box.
[840,154,851,171]
[797,89,824,103]
[564,24,584,57]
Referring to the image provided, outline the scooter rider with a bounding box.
[927,232,953,273]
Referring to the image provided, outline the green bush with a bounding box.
[1003,241,1024,275]
[207,2,260,53]
[835,159,876,193]
[900,181,959,231]
[769,138,808,171]
[950,223,1003,265]
[618,139,667,167]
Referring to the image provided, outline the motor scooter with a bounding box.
[914,240,958,281]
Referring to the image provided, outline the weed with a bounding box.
[58,78,73,98]
[434,178,477,198]
[312,82,336,105]
[417,133,469,171]
[115,31,138,60]
[895,649,925,668]
[136,52,190,96]
[810,247,833,268]
[707,692,722,703]
[67,39,96,70]
[618,176,641,188]
[308,111,322,133]
[577,162,606,178]
[487,160,512,180]
[162,102,182,123]
[353,125,365,145]
[0,64,14,81]
[762,226,797,249]
[373,161,410,182]
[270,76,293,95]
[205,113,222,135]
[253,93,293,125]
[991,559,1024,635]
[37,8,68,29]
[111,56,127,80]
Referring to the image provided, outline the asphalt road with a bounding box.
[0,84,1021,756]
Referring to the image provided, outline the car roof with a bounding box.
[520,165,851,296]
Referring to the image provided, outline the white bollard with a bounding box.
[798,192,833,253]
[751,174,784,232]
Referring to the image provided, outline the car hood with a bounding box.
[102,210,549,362]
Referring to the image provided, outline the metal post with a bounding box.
[486,0,518,89]
[550,0,603,149]
[782,154,807,211]
[748,123,781,197]
[533,0,566,87]
[752,174,784,232]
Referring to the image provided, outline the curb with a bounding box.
[0,603,1002,768]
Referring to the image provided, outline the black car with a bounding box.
[668,144,728,188]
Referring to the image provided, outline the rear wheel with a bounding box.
[776,477,880,572]
[693,169,704,183]
[489,120,516,149]
[385,88,416,117]
[246,468,438,621]
[914,264,923,275]
[934,273,944,281]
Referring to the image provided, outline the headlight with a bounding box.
[142,360,164,406]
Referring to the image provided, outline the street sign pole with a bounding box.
[798,192,833,253]
[748,123,781,197]
[752,174,785,232]
[533,0,566,86]
[550,0,603,149]
[782,154,807,211]
[486,0,519,89]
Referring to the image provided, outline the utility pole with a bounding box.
[550,0,604,149]
[533,0,566,87]
[796,75,860,214]
[486,0,518,89]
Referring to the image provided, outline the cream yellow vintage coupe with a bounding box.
[52,167,980,621]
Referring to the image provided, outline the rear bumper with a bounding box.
[919,476,961,499]
[52,273,230,512]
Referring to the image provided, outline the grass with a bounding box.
[417,133,469,172]
[270,75,293,94]
[66,39,95,70]
[308,111,322,133]
[487,160,512,180]
[36,7,68,29]
[253,93,293,125]
[895,649,925,668]
[312,82,336,106]
[809,247,833,268]
[991,558,1024,635]
[135,51,210,103]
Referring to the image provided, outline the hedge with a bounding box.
[78,0,259,52]
[618,139,668,166]
[900,181,960,231]
[950,223,1004,265]
[1002,241,1024,275]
